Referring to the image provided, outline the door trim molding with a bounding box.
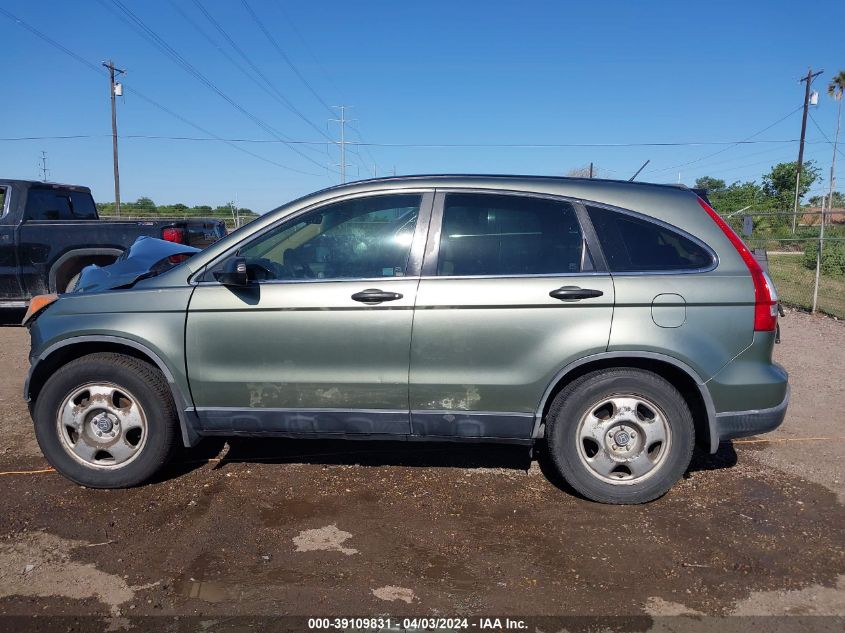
[192,407,535,441]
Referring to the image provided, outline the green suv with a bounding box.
[23,176,789,503]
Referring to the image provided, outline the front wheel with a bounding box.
[546,368,694,504]
[33,353,179,488]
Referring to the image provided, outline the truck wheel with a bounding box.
[63,272,81,293]
[545,368,694,504]
[33,353,179,488]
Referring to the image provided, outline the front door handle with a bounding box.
[351,289,404,304]
[549,286,604,301]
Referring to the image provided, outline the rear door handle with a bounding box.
[351,289,404,304]
[549,286,604,301]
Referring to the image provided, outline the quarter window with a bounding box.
[235,194,421,281]
[436,194,588,276]
[586,205,714,272]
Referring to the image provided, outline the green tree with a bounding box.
[133,197,157,212]
[706,180,773,215]
[762,160,820,209]
[809,191,845,207]
[694,176,726,192]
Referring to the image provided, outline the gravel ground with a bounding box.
[0,309,842,630]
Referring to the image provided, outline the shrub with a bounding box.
[803,241,845,276]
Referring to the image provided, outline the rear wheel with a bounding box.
[33,353,179,488]
[546,368,694,504]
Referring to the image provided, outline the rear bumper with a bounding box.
[713,384,790,443]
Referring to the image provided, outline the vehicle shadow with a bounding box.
[159,436,534,483]
[158,435,739,494]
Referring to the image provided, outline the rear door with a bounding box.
[408,191,615,440]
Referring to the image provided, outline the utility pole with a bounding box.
[38,151,49,182]
[792,67,823,233]
[103,60,126,217]
[330,105,355,184]
[589,162,594,179]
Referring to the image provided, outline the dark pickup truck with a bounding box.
[0,179,226,306]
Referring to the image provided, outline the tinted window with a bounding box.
[24,188,97,220]
[69,192,98,219]
[25,189,72,221]
[236,194,421,281]
[437,194,586,276]
[586,205,714,272]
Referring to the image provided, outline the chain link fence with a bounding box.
[731,210,845,319]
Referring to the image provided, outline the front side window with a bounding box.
[234,194,421,281]
[436,193,587,276]
[586,205,715,272]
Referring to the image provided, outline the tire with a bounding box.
[546,368,694,504]
[63,272,81,293]
[33,353,179,488]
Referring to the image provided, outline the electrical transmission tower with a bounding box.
[38,151,50,182]
[330,105,356,183]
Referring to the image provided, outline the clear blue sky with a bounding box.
[1,0,843,211]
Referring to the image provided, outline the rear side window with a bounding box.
[437,193,588,276]
[25,188,98,221]
[586,205,714,272]
[25,189,72,220]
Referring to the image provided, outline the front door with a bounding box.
[186,191,433,436]
[409,191,615,440]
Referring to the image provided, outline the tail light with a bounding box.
[697,197,778,331]
[161,227,185,244]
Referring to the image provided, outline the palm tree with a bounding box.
[826,71,845,216]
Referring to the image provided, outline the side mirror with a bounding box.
[214,257,249,286]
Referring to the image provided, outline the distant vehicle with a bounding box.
[22,175,789,503]
[0,179,226,306]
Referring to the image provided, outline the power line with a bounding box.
[271,0,341,97]
[165,0,327,163]
[0,6,325,177]
[809,112,845,161]
[258,0,378,177]
[100,0,335,174]
[239,0,379,175]
[646,105,805,175]
[188,0,334,143]
[239,0,333,115]
[0,134,832,147]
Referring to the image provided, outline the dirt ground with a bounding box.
[0,309,842,630]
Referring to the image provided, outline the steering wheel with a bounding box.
[286,259,316,279]
[244,258,288,281]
